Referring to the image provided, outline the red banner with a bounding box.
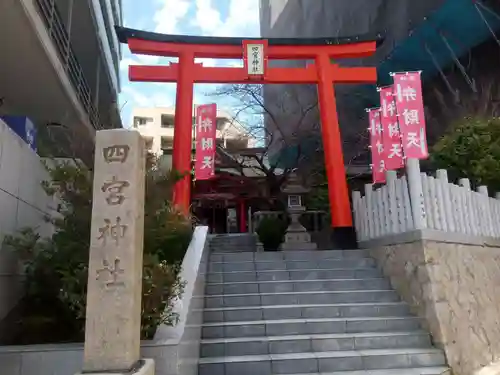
[393,72,429,159]
[195,103,217,180]
[379,86,404,170]
[368,108,386,184]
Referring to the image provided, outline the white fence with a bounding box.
[353,159,500,241]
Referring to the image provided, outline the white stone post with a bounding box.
[395,179,406,232]
[428,177,442,230]
[376,188,385,237]
[385,170,399,235]
[364,184,375,239]
[401,176,414,230]
[494,193,500,237]
[436,170,453,232]
[421,173,434,229]
[81,130,153,375]
[459,178,477,236]
[478,185,495,237]
[405,158,426,230]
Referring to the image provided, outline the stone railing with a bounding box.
[352,159,500,243]
[352,159,500,375]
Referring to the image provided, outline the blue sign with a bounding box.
[1,116,37,152]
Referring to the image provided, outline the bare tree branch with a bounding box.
[207,83,322,202]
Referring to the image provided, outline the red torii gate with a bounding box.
[116,27,382,244]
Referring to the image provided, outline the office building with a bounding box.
[132,106,255,156]
[259,0,500,165]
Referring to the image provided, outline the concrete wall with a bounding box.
[0,119,56,323]
[364,230,500,375]
[0,226,210,375]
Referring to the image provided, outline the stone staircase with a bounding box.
[198,246,449,374]
[209,233,258,253]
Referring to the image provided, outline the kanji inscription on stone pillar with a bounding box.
[83,129,146,373]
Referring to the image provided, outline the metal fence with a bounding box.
[35,0,102,130]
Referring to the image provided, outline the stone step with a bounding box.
[209,250,368,262]
[200,331,432,357]
[198,348,446,375]
[276,368,450,375]
[208,259,376,273]
[211,248,257,253]
[202,302,411,323]
[205,278,391,295]
[204,290,399,309]
[206,268,382,283]
[202,316,421,339]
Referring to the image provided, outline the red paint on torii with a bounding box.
[117,27,382,229]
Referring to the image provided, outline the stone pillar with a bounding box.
[280,206,317,251]
[405,158,426,230]
[79,129,154,375]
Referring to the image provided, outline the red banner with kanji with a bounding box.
[195,103,217,180]
[379,86,404,170]
[392,72,429,159]
[368,108,386,184]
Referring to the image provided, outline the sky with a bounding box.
[118,0,261,127]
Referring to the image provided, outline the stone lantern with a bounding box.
[280,172,317,251]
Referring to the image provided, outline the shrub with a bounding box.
[431,116,500,192]
[3,157,192,344]
[256,216,288,251]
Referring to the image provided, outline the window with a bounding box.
[161,114,174,128]
[161,137,174,150]
[133,116,153,127]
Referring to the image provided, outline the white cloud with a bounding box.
[192,0,222,34]
[119,0,260,126]
[121,86,151,108]
[136,54,160,65]
[120,58,138,72]
[154,0,192,34]
[194,57,218,67]
[193,0,260,37]
[194,58,244,68]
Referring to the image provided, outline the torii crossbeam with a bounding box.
[116,27,383,246]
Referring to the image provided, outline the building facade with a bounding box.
[0,0,123,146]
[259,0,500,166]
[131,106,254,156]
[0,0,123,330]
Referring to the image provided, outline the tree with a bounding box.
[3,156,191,344]
[431,116,500,192]
[37,120,96,168]
[209,84,320,204]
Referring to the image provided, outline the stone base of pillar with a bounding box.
[77,359,155,375]
[280,215,317,251]
[280,223,317,251]
[331,226,358,250]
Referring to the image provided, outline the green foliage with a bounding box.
[306,184,329,211]
[4,157,192,344]
[256,216,288,251]
[431,116,500,192]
